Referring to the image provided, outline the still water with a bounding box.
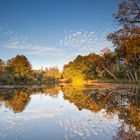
[0,85,140,140]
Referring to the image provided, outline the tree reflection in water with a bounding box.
[0,86,61,112]
[0,88,31,113]
[0,85,139,139]
[62,85,140,139]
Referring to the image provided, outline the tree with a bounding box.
[101,48,119,81]
[107,0,140,82]
[7,55,32,82]
[0,59,6,73]
[45,67,61,79]
[115,0,140,27]
[62,53,120,83]
[63,55,86,84]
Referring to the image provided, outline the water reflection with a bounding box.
[62,85,140,139]
[0,85,139,140]
[0,88,31,113]
[0,86,61,113]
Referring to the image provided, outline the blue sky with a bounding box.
[0,0,122,70]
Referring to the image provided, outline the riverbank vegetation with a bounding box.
[63,0,140,84]
[0,0,140,85]
[0,55,61,85]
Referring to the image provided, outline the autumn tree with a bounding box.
[45,67,61,79]
[7,55,32,82]
[107,0,140,82]
[115,0,140,27]
[63,55,87,84]
[0,59,6,73]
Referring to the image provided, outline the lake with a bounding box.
[0,84,140,140]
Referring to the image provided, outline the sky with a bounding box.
[0,0,122,70]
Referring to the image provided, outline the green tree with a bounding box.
[63,55,86,84]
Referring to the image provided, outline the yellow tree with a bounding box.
[7,55,32,82]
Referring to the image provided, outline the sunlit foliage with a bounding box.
[7,55,32,82]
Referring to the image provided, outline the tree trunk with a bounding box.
[128,70,135,82]
[103,66,119,82]
[134,71,138,81]
[126,71,132,81]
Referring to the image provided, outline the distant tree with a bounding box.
[0,59,6,73]
[7,55,32,82]
[45,67,61,79]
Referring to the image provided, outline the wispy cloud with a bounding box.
[5,32,62,57]
[58,28,113,64]
[1,27,114,69]
[59,29,112,52]
[4,27,113,57]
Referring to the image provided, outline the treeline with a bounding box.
[62,51,125,84]
[63,0,140,84]
[0,0,140,85]
[62,48,140,84]
[0,55,61,85]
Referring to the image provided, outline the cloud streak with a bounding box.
[5,33,62,57]
[59,29,112,52]
[58,28,113,65]
[2,27,114,69]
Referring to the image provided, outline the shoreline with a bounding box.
[0,82,139,89]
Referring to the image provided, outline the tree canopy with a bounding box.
[7,55,32,81]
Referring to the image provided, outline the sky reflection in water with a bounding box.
[0,85,139,140]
